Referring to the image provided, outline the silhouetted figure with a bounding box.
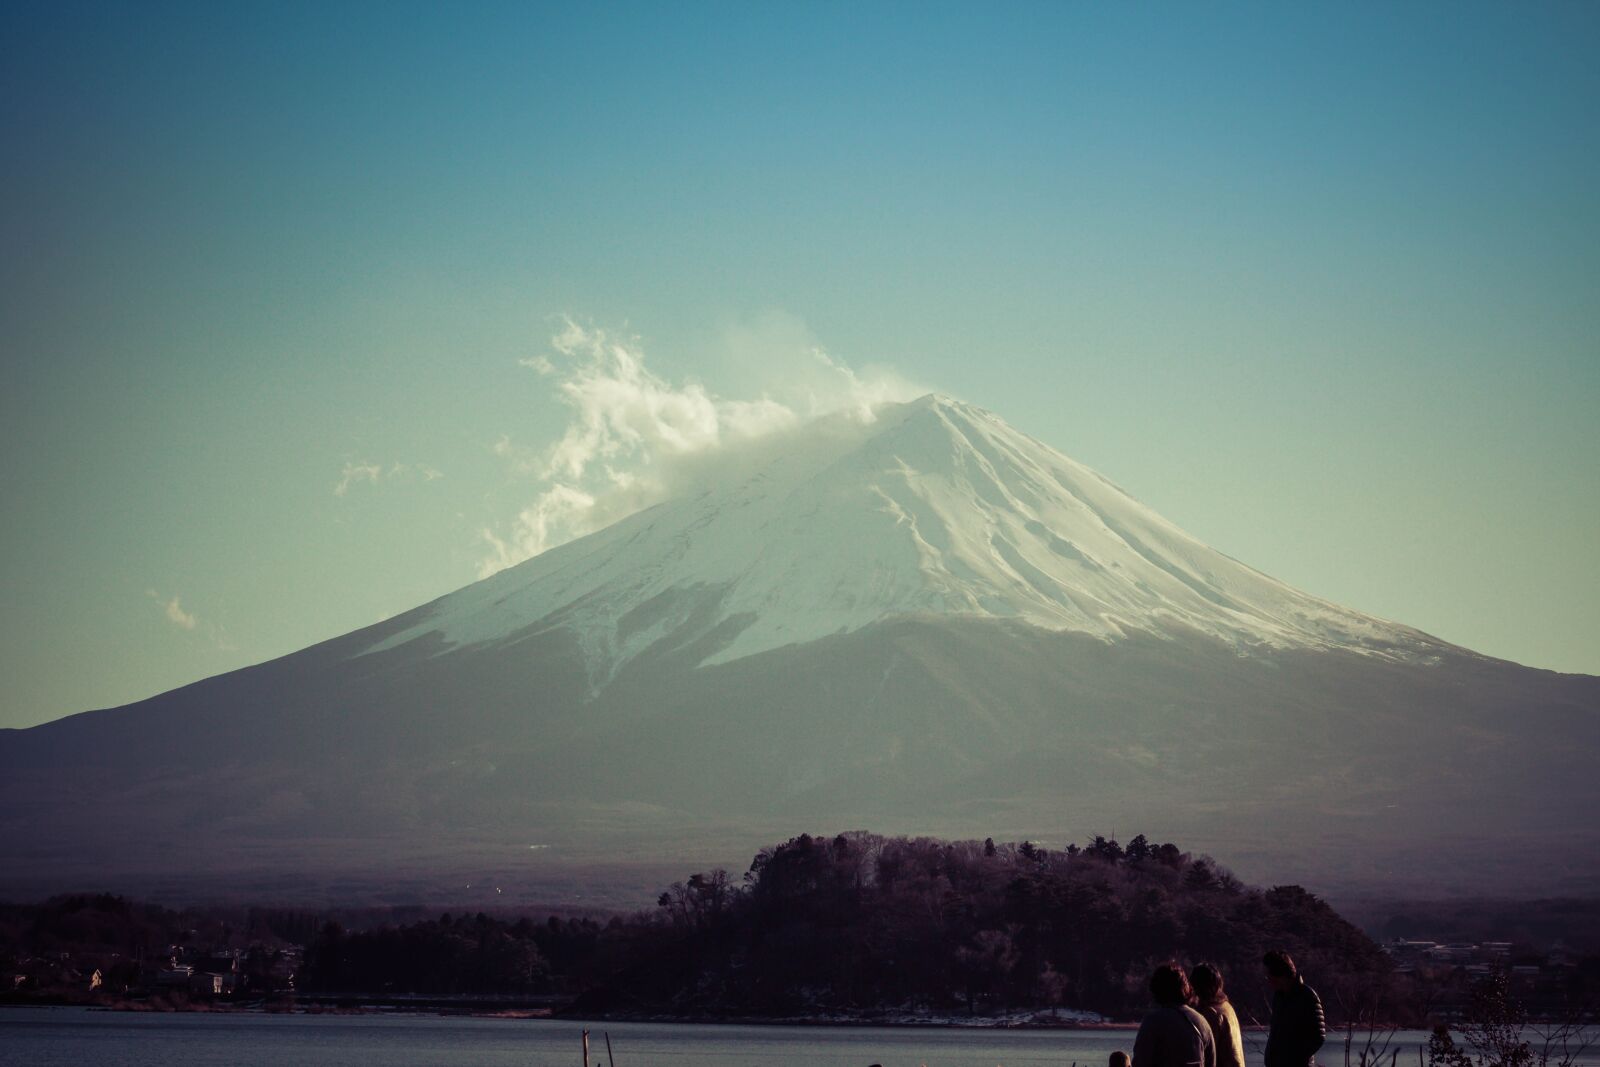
[1262,950,1325,1067]
[1192,963,1245,1067]
[1112,1051,1132,1067]
[1133,962,1217,1067]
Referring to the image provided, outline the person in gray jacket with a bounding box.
[1133,962,1217,1067]
[1263,951,1326,1067]
[1192,963,1246,1067]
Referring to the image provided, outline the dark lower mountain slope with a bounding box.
[3,611,1595,906]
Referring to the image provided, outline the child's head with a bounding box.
[1111,1051,1131,1067]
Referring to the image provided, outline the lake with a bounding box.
[0,1008,1519,1067]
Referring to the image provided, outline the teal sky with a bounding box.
[3,2,1597,730]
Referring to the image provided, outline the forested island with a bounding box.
[302,832,1393,1022]
[5,833,1596,1027]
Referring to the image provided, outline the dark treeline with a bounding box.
[298,832,1405,1022]
[0,893,309,961]
[0,893,343,958]
[16,835,1593,1022]
[302,914,552,996]
[1,893,188,961]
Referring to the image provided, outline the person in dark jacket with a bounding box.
[1133,962,1217,1067]
[1262,950,1326,1067]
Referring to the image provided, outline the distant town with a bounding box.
[11,942,301,1003]
[1380,938,1590,1019]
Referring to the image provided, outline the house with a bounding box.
[190,972,226,996]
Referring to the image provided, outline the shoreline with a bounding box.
[4,998,1144,1028]
[8,1000,1427,1032]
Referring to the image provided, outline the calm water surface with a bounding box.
[0,1007,1515,1067]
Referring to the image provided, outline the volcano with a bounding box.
[4,396,1595,905]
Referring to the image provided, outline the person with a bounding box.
[1192,963,1246,1067]
[1262,950,1325,1067]
[1133,962,1217,1067]
[1112,1052,1132,1067]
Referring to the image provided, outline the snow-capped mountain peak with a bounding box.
[363,395,1434,679]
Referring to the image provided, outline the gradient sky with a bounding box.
[3,2,1597,730]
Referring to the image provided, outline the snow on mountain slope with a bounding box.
[363,395,1441,681]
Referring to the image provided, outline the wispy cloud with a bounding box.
[334,461,383,497]
[147,589,197,631]
[478,315,920,577]
[334,459,444,497]
[164,596,197,630]
[479,484,598,577]
[146,589,238,651]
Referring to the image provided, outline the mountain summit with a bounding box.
[366,395,1435,686]
[2,396,1595,905]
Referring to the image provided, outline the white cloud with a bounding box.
[491,435,542,476]
[334,459,444,497]
[165,596,197,630]
[147,589,198,631]
[712,308,915,419]
[334,461,383,497]
[147,589,242,651]
[477,316,922,577]
[478,484,598,578]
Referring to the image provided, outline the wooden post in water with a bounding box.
[605,1031,615,1067]
[581,1028,590,1067]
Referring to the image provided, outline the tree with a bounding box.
[954,928,1019,1013]
[1126,834,1151,863]
[1088,836,1124,862]
[1430,973,1531,1067]
[1184,860,1217,891]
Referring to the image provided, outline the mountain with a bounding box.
[3,395,1596,906]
